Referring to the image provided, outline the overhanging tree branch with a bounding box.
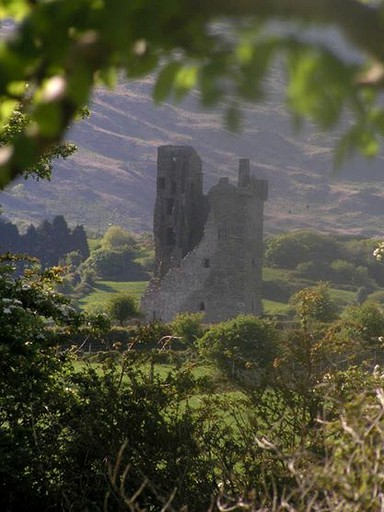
[1,0,384,187]
[198,0,384,61]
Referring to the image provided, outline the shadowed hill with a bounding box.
[2,76,384,237]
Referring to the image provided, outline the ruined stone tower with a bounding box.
[154,146,208,278]
[141,145,268,323]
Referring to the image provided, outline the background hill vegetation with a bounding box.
[59,227,383,319]
[4,80,384,238]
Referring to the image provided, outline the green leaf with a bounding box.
[359,131,379,157]
[98,67,118,89]
[13,133,39,169]
[66,63,93,106]
[0,99,18,124]
[125,51,158,79]
[200,58,227,106]
[0,0,31,20]
[34,103,63,137]
[152,61,181,103]
[236,40,254,66]
[174,65,198,100]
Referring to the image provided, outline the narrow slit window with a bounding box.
[203,258,210,268]
[199,301,205,311]
[166,198,174,215]
[181,167,186,192]
[218,228,228,240]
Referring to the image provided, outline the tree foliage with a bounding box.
[100,225,137,251]
[0,215,89,267]
[340,300,384,344]
[265,230,341,269]
[171,312,205,347]
[1,1,384,185]
[81,246,148,281]
[106,293,139,326]
[198,315,279,384]
[3,253,384,510]
[263,231,384,304]
[0,108,77,182]
[290,283,339,326]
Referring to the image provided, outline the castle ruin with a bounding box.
[141,145,268,323]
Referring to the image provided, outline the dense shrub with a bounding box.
[295,260,331,280]
[171,312,205,347]
[262,277,298,302]
[81,247,149,281]
[100,225,137,251]
[265,230,341,269]
[340,301,384,344]
[290,283,339,325]
[330,259,372,286]
[106,293,140,325]
[0,255,106,511]
[197,315,279,384]
[367,289,384,305]
[0,258,222,511]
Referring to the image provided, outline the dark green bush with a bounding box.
[106,293,140,325]
[81,247,149,281]
[265,230,341,269]
[197,315,279,384]
[171,312,205,346]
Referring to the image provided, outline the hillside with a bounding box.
[2,74,384,237]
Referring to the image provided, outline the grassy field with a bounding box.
[78,280,148,312]
[77,272,357,316]
[328,287,356,306]
[262,267,295,281]
[79,281,294,317]
[73,357,216,379]
[262,299,293,316]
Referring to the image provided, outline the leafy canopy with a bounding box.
[1,1,384,186]
[290,283,339,326]
[100,225,137,251]
[198,315,279,381]
[106,293,139,325]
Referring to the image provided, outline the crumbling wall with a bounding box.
[154,145,207,278]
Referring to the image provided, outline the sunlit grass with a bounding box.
[78,280,148,311]
[329,287,355,306]
[263,299,292,316]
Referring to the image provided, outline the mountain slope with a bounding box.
[2,76,384,237]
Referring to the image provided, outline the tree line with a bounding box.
[0,215,89,267]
